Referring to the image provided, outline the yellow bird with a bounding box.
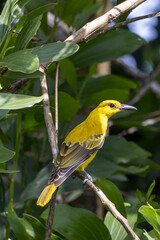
[37,100,137,207]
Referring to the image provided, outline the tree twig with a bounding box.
[55,62,59,144]
[39,65,58,160]
[39,64,60,240]
[65,0,146,43]
[3,78,31,93]
[86,12,160,41]
[45,188,58,240]
[75,171,140,240]
[130,63,160,104]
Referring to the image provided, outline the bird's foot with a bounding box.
[80,170,93,183]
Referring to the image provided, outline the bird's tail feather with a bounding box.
[37,184,57,207]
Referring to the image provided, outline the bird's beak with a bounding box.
[118,104,137,111]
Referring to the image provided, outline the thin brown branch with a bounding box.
[75,171,140,240]
[3,78,31,93]
[45,188,58,240]
[113,60,160,101]
[65,0,146,43]
[130,63,160,104]
[39,64,58,160]
[87,12,160,41]
[55,62,59,144]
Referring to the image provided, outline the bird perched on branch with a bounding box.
[37,100,137,207]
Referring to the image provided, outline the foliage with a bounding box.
[0,0,160,239]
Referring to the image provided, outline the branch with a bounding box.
[65,0,146,43]
[39,63,60,240]
[45,189,58,240]
[130,63,160,104]
[39,64,58,161]
[87,12,160,41]
[3,78,31,93]
[113,60,160,101]
[75,171,140,240]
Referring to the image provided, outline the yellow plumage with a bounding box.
[37,100,136,207]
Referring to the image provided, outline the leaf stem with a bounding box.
[10,114,22,202]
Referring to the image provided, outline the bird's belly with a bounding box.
[76,153,97,171]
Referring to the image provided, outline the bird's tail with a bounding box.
[37,183,57,207]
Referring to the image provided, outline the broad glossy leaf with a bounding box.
[4,70,43,79]
[84,89,129,106]
[32,42,79,64]
[20,164,51,201]
[60,59,77,93]
[15,15,42,50]
[0,52,39,73]
[15,4,56,50]
[71,30,146,66]
[100,135,151,164]
[8,202,32,240]
[22,214,61,240]
[82,74,138,97]
[41,204,111,240]
[0,145,14,163]
[139,206,160,235]
[0,110,9,120]
[96,178,126,217]
[0,42,79,73]
[0,93,44,110]
[87,135,151,178]
[104,204,137,240]
[51,92,80,122]
[0,0,30,46]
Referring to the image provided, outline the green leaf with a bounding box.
[0,93,44,110]
[0,0,30,46]
[0,109,9,120]
[25,3,56,20]
[96,178,126,217]
[0,145,14,163]
[139,206,160,236]
[100,135,151,164]
[145,181,155,202]
[3,70,43,79]
[60,59,77,93]
[51,92,80,122]
[20,164,50,201]
[8,203,60,240]
[15,15,42,50]
[41,204,111,240]
[75,2,102,30]
[8,202,32,240]
[32,42,79,64]
[0,42,79,73]
[83,89,129,106]
[0,175,5,212]
[0,51,39,73]
[104,205,137,240]
[22,214,61,240]
[15,3,56,50]
[82,74,138,97]
[136,189,143,203]
[143,230,157,240]
[71,29,146,66]
[87,135,151,178]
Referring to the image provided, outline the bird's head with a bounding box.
[97,100,137,118]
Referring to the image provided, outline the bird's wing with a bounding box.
[48,133,105,185]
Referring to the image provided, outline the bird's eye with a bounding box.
[109,103,115,108]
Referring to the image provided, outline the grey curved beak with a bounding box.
[118,104,137,111]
